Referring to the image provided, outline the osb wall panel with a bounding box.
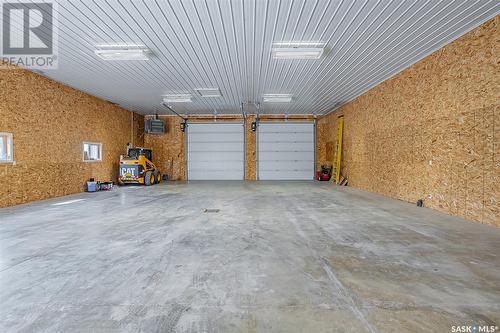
[144,115,314,181]
[317,17,499,227]
[133,112,145,147]
[143,116,186,181]
[0,66,142,207]
[245,115,257,180]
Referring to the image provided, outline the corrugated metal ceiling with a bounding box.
[12,0,500,115]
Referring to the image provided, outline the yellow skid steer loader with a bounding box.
[118,147,161,186]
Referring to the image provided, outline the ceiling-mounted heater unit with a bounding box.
[145,117,165,134]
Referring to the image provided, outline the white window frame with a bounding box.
[0,132,14,164]
[82,142,102,162]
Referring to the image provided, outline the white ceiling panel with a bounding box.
[11,0,499,115]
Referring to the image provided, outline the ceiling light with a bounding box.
[94,45,150,61]
[273,42,324,47]
[262,94,293,103]
[163,94,192,103]
[272,47,324,59]
[271,42,325,59]
[195,88,221,98]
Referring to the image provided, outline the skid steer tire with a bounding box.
[145,171,153,186]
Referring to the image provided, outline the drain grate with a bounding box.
[203,209,220,213]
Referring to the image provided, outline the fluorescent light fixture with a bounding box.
[94,45,150,61]
[163,94,192,103]
[272,47,324,59]
[271,42,325,59]
[195,88,221,98]
[273,42,324,47]
[262,94,293,103]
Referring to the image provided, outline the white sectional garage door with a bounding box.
[258,123,315,180]
[187,123,244,180]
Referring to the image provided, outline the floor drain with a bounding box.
[203,209,220,213]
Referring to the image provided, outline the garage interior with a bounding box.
[0,1,499,332]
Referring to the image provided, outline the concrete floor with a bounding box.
[0,182,499,333]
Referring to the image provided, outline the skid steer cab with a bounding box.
[118,147,161,186]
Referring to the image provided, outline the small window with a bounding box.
[83,142,102,162]
[0,132,14,163]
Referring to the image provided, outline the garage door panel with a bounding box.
[259,170,313,180]
[188,160,243,171]
[189,131,243,142]
[259,151,314,160]
[188,123,244,180]
[188,141,243,152]
[188,151,243,162]
[258,123,314,180]
[257,142,313,152]
[259,160,314,171]
[189,123,242,133]
[258,131,313,142]
[188,170,243,180]
[259,123,313,133]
